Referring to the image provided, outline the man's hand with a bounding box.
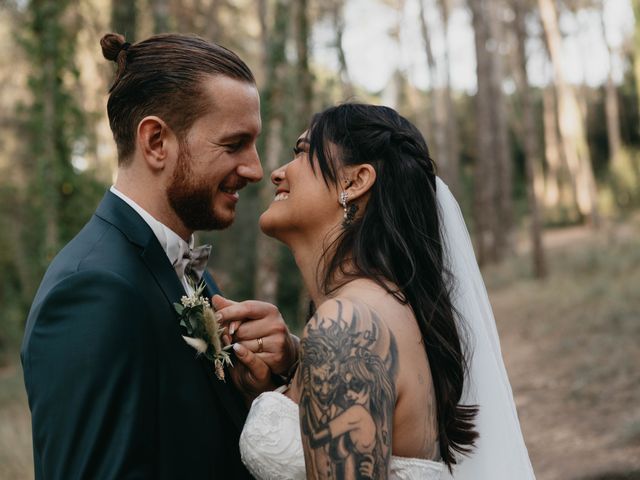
[212,295,299,398]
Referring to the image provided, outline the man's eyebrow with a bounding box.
[218,132,256,143]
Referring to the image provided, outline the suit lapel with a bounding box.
[141,234,246,430]
[96,191,247,431]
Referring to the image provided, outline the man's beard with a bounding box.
[167,145,233,231]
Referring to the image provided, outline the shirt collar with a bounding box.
[109,186,194,267]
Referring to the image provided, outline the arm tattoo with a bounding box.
[298,300,398,479]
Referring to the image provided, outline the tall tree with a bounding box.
[294,0,313,126]
[24,0,81,270]
[436,0,461,197]
[468,0,511,264]
[149,0,170,33]
[254,0,291,302]
[330,0,353,99]
[111,0,137,40]
[598,0,622,166]
[290,0,314,326]
[513,0,547,278]
[203,0,221,42]
[539,0,600,225]
[418,0,448,184]
[631,0,640,137]
[542,82,565,210]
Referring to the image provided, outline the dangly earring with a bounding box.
[339,191,358,227]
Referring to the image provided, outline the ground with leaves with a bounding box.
[487,217,640,480]
[1,219,639,480]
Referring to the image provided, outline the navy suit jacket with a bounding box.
[21,191,252,479]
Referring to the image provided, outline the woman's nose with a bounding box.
[271,164,286,185]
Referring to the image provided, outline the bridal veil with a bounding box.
[435,177,536,479]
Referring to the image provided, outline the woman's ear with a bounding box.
[342,164,376,202]
[137,116,175,172]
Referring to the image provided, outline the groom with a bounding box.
[21,33,297,479]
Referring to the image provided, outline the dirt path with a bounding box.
[489,222,640,480]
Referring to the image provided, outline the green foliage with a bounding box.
[0,0,106,360]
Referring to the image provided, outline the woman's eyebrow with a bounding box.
[295,138,310,149]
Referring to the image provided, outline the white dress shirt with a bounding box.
[110,186,197,295]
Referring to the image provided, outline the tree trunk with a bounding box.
[25,0,83,290]
[599,1,622,166]
[418,0,447,180]
[152,0,171,33]
[254,0,291,302]
[542,83,563,209]
[293,0,313,321]
[488,0,512,257]
[111,0,138,39]
[331,0,353,99]
[257,0,269,71]
[436,0,461,198]
[539,0,599,226]
[513,0,547,278]
[632,0,640,137]
[294,0,313,126]
[204,0,221,42]
[469,0,495,264]
[468,0,510,264]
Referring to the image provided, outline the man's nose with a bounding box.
[237,147,263,182]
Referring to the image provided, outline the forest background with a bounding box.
[0,0,639,479]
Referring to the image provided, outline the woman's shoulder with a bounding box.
[307,293,389,337]
[311,281,415,335]
[303,295,401,370]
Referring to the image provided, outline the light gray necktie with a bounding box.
[174,244,212,284]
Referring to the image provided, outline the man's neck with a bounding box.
[114,176,192,241]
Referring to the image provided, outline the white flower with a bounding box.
[176,281,231,381]
[182,335,208,354]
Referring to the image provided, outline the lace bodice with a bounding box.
[240,390,444,480]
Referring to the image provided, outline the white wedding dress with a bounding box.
[240,388,445,480]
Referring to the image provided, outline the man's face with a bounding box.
[167,75,262,231]
[310,363,338,406]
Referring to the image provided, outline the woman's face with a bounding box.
[344,372,370,406]
[259,131,343,243]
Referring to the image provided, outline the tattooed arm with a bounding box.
[298,299,398,480]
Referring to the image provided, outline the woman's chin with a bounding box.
[258,209,285,240]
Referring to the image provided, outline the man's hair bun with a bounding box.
[100,33,127,62]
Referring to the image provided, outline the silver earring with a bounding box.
[339,191,358,227]
[339,191,349,210]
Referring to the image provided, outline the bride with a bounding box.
[236,103,535,479]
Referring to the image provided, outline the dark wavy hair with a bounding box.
[306,103,478,468]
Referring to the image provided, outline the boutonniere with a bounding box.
[174,282,233,381]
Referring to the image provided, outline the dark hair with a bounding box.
[307,103,478,469]
[100,32,255,165]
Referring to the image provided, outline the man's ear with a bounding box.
[136,116,176,172]
[342,164,376,202]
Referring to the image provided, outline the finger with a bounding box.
[211,294,236,311]
[216,300,278,324]
[233,319,287,344]
[232,343,270,382]
[212,296,243,335]
[218,301,279,337]
[241,337,267,354]
[236,337,288,376]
